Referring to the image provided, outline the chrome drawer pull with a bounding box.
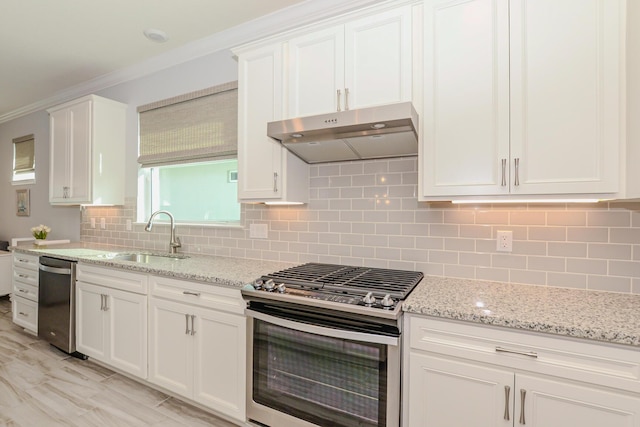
[501,158,507,186]
[18,289,28,293]
[183,291,201,297]
[336,89,342,112]
[19,312,28,317]
[344,88,350,111]
[18,274,29,279]
[185,313,190,335]
[496,346,538,359]
[514,158,520,186]
[519,389,526,424]
[504,385,511,420]
[18,259,29,263]
[190,314,196,336]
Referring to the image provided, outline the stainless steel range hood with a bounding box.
[267,102,418,164]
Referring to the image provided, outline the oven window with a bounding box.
[253,318,388,427]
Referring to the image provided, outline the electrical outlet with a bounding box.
[496,230,513,252]
[250,223,268,239]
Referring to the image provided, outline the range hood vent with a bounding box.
[267,102,419,164]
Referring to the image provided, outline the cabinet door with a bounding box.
[407,353,513,427]
[75,282,106,359]
[509,0,622,195]
[49,100,92,203]
[148,298,193,397]
[49,108,70,202]
[344,6,412,110]
[192,307,246,421]
[516,374,640,427]
[287,25,344,118]
[107,289,147,379]
[421,0,510,198]
[237,43,285,201]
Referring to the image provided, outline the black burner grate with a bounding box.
[261,263,423,300]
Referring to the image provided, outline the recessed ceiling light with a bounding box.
[143,28,169,43]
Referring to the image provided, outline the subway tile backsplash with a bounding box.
[81,158,640,294]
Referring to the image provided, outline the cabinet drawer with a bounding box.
[150,275,244,315]
[12,295,37,333]
[13,266,38,288]
[13,253,39,272]
[77,264,148,294]
[408,315,640,394]
[13,281,38,302]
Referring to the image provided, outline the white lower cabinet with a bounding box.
[404,316,640,427]
[148,275,246,423]
[11,253,39,334]
[76,265,148,379]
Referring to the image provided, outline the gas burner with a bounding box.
[242,263,423,318]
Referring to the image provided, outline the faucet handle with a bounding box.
[172,236,182,248]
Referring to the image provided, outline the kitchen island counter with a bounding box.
[11,242,296,289]
[403,276,640,347]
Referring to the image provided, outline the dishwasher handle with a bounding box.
[39,264,72,275]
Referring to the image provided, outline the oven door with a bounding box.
[246,302,400,427]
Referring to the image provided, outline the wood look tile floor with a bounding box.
[0,296,240,427]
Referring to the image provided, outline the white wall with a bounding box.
[0,49,238,242]
[0,110,80,242]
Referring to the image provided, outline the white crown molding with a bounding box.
[0,0,387,124]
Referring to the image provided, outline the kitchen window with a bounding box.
[12,134,35,184]
[137,82,240,225]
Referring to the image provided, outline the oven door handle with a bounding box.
[246,309,399,347]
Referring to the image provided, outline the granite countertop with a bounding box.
[11,242,296,289]
[403,276,640,347]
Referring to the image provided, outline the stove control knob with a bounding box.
[264,279,275,292]
[276,283,287,293]
[362,292,376,306]
[253,279,263,290]
[381,294,395,308]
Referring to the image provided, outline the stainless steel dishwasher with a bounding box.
[38,256,86,358]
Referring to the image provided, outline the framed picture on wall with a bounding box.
[16,189,30,216]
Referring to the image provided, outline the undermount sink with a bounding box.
[98,253,189,263]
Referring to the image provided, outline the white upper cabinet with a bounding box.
[286,6,413,118]
[48,95,126,205]
[236,43,309,203]
[420,0,624,200]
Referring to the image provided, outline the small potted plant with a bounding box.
[31,224,51,241]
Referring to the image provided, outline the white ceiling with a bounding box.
[1,0,377,121]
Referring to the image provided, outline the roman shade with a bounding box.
[13,134,35,174]
[137,81,238,167]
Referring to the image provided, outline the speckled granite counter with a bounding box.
[11,242,297,288]
[403,276,640,347]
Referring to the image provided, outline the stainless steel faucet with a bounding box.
[145,210,181,254]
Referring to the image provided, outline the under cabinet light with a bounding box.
[264,201,305,206]
[451,198,605,204]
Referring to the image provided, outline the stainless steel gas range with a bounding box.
[241,262,424,427]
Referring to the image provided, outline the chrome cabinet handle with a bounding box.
[190,314,196,336]
[103,295,109,311]
[336,89,342,112]
[273,172,278,193]
[344,88,350,111]
[514,158,520,186]
[63,186,70,198]
[185,313,190,335]
[100,294,104,311]
[519,389,526,424]
[18,259,29,263]
[495,346,538,359]
[18,274,29,279]
[19,311,28,317]
[182,291,201,297]
[504,385,511,420]
[18,289,28,293]
[501,158,507,186]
